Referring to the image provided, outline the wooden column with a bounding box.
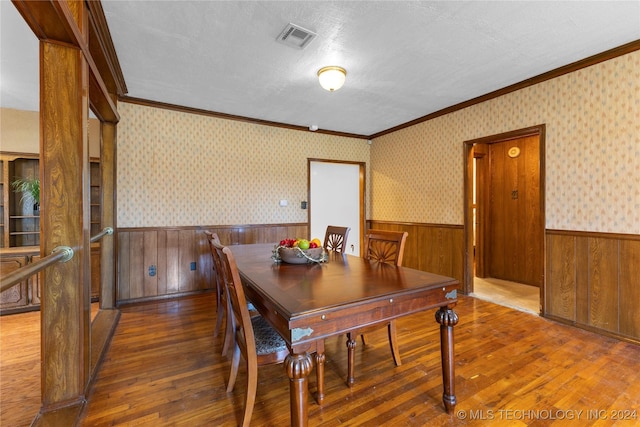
[37,1,91,422]
[100,121,116,308]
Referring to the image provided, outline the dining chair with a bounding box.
[213,241,326,425]
[345,229,408,386]
[323,225,350,253]
[204,230,231,354]
[212,241,288,426]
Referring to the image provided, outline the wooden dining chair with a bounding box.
[204,231,230,353]
[345,229,408,386]
[323,225,350,253]
[213,241,326,424]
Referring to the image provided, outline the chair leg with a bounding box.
[242,360,258,427]
[315,340,325,405]
[346,332,357,386]
[227,343,241,393]
[387,320,402,366]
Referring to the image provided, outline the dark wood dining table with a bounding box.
[231,243,460,427]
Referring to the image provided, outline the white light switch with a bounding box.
[279,200,288,207]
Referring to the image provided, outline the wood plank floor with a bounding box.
[2,293,639,426]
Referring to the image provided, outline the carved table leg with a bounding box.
[285,351,313,427]
[435,306,459,413]
[346,332,357,386]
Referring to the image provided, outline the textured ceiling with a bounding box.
[2,1,640,137]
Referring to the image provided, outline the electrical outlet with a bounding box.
[148,265,157,277]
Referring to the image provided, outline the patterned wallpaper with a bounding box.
[118,51,639,234]
[117,103,370,227]
[372,51,639,234]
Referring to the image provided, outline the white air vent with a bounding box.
[276,23,317,49]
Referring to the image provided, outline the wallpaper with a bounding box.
[117,103,370,227]
[372,50,639,234]
[118,51,639,234]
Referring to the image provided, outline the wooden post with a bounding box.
[100,121,117,308]
[36,1,91,422]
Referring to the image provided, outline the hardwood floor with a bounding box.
[2,294,639,426]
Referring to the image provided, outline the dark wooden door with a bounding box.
[486,135,543,286]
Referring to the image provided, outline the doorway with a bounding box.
[308,159,365,256]
[464,126,545,314]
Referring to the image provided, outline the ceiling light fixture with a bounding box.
[317,66,347,92]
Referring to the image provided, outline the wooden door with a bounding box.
[485,135,543,286]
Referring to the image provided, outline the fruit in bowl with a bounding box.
[279,238,321,249]
[276,238,325,264]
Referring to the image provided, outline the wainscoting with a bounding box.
[116,222,463,305]
[116,224,309,305]
[367,220,464,284]
[116,224,638,344]
[546,230,640,343]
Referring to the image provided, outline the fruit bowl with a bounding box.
[277,247,324,264]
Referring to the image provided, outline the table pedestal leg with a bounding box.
[285,352,313,427]
[436,306,458,413]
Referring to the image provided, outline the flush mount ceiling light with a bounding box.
[317,66,347,92]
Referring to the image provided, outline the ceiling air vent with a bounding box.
[276,23,317,49]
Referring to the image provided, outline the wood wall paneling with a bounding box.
[117,232,130,301]
[619,239,640,338]
[367,221,464,285]
[143,231,158,297]
[129,231,144,299]
[588,237,619,332]
[157,230,168,295]
[115,225,639,345]
[116,224,310,304]
[165,230,180,295]
[575,234,590,325]
[545,230,640,343]
[545,234,576,320]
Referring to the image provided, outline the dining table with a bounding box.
[231,243,460,427]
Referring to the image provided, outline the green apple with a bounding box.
[298,239,310,250]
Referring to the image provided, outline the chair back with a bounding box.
[204,230,222,274]
[323,225,351,253]
[364,229,408,266]
[212,241,257,361]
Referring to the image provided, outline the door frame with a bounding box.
[307,158,366,255]
[463,125,546,310]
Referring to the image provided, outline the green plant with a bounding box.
[11,176,40,206]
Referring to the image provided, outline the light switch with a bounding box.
[279,200,288,207]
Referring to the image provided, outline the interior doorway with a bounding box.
[308,159,365,256]
[463,125,545,314]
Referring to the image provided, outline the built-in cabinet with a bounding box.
[0,153,102,314]
[90,160,101,237]
[1,154,40,248]
[0,246,40,314]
